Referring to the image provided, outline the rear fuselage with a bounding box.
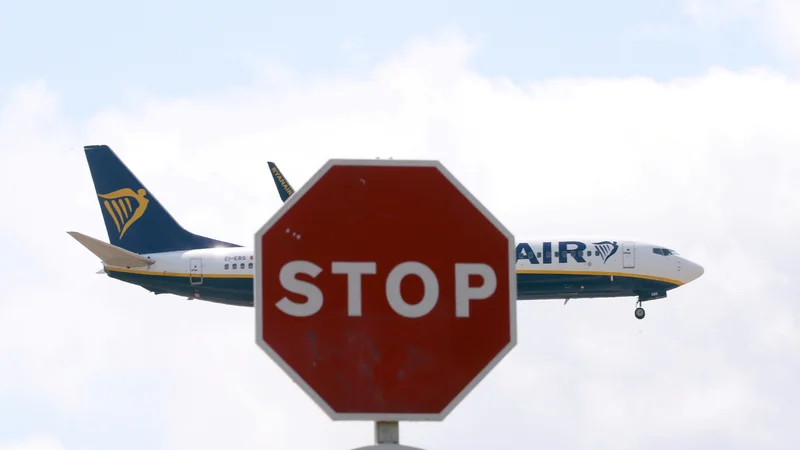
[102,238,704,307]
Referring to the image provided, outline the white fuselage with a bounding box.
[101,238,704,307]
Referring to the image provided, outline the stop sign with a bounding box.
[255,159,517,421]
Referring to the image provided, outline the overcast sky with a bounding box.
[1,0,799,449]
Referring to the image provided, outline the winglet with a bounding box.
[67,231,155,268]
[268,161,295,203]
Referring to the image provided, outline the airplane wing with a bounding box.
[268,161,295,203]
[67,231,155,268]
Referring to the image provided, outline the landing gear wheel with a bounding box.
[634,307,645,320]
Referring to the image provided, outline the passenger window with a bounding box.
[537,252,542,258]
[224,264,229,269]
[234,263,239,269]
[248,263,253,269]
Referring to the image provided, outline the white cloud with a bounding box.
[762,0,800,58]
[2,28,800,449]
[683,0,800,59]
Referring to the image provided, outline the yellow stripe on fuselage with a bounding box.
[516,269,682,286]
[106,266,682,286]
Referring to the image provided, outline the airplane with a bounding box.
[68,145,704,320]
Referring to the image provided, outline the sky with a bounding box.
[1,0,799,449]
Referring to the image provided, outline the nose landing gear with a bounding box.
[634,290,667,320]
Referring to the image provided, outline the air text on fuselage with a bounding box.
[516,240,619,265]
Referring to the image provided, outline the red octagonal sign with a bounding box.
[255,159,517,421]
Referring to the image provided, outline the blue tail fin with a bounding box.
[84,145,241,254]
[268,161,295,203]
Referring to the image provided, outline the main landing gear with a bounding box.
[634,304,645,320]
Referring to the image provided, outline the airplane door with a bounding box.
[622,242,635,268]
[189,258,203,285]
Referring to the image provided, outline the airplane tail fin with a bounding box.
[68,231,154,268]
[268,161,295,203]
[83,145,241,254]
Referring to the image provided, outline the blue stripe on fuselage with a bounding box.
[106,268,254,306]
[105,267,682,306]
[516,271,678,300]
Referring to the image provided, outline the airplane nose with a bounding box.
[683,259,704,282]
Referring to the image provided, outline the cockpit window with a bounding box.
[653,248,679,256]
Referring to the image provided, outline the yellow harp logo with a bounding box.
[98,188,150,239]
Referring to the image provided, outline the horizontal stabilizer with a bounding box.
[67,231,154,268]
